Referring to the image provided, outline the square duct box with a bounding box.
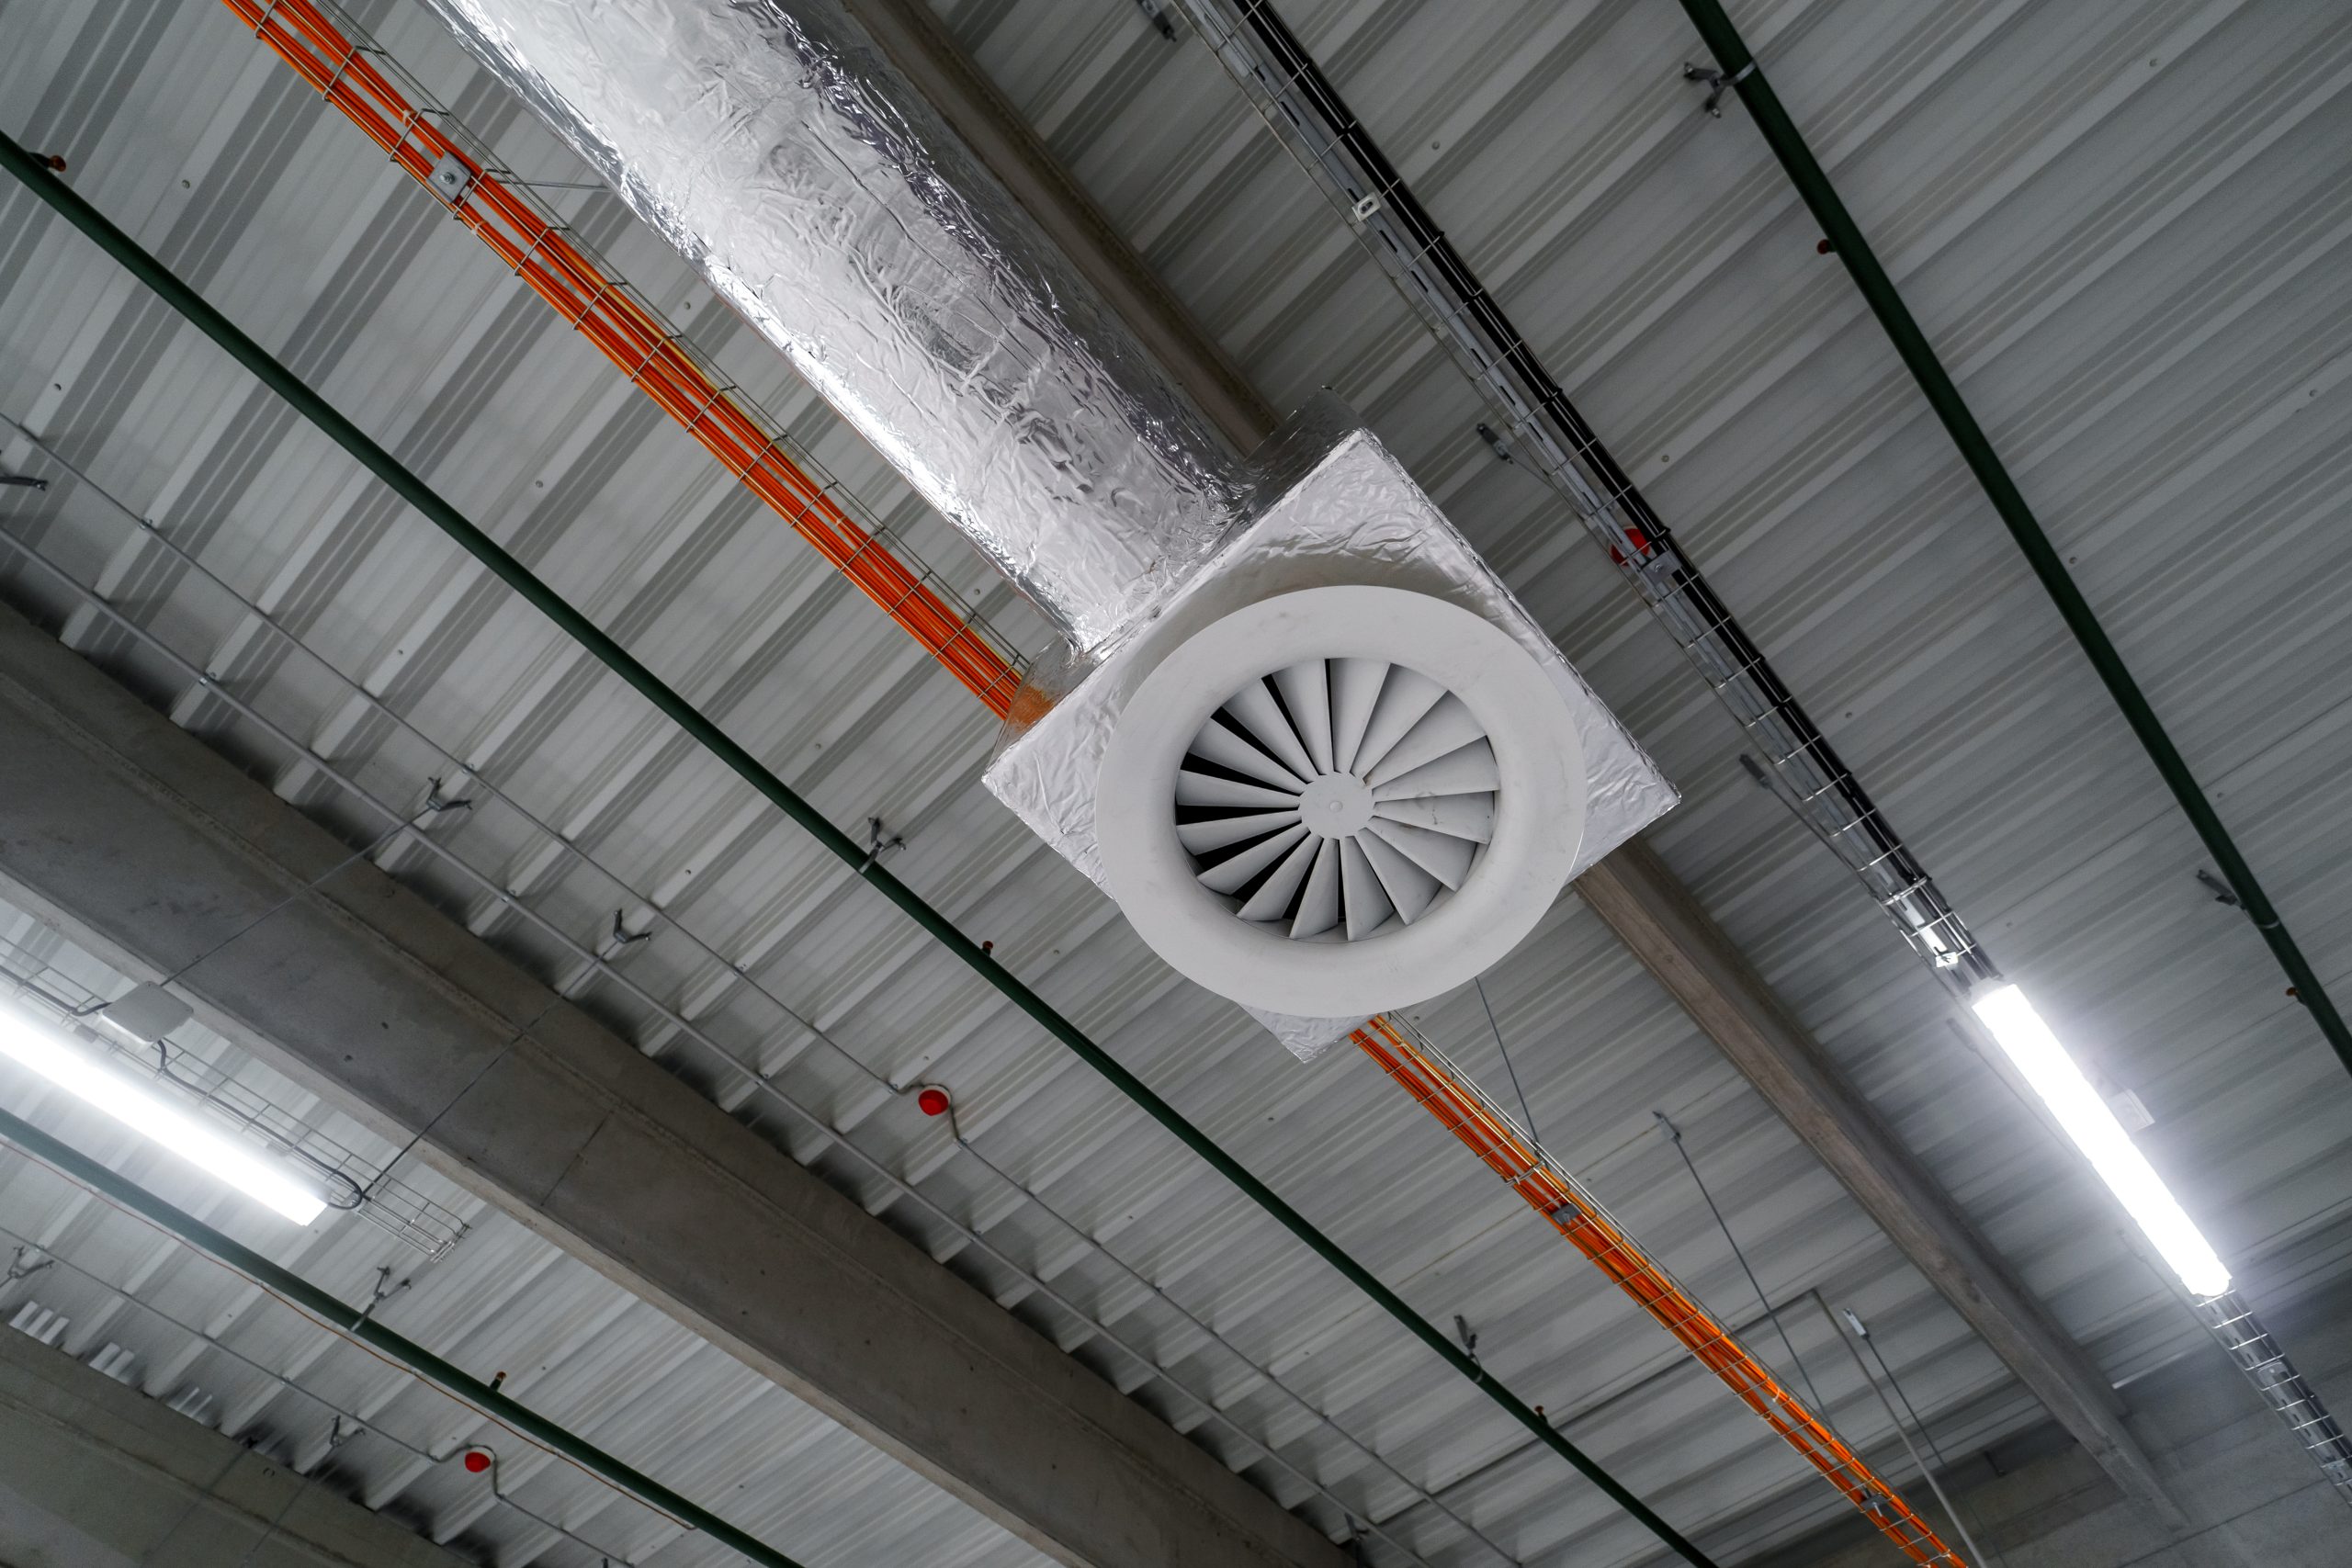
[985,400,1676,1059]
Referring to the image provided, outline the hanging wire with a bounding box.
[153,780,472,991]
[1652,1110,1830,1416]
[1860,1318,1980,1517]
[1830,1303,2002,1567]
[1473,976,1542,1146]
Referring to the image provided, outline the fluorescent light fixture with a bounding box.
[0,1002,325,1224]
[1972,984,2228,1297]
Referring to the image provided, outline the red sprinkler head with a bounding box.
[461,1448,492,1473]
[916,1087,951,1118]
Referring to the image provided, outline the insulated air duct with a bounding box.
[420,0,1675,1042]
[423,0,1239,654]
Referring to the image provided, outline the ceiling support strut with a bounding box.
[0,131,1715,1568]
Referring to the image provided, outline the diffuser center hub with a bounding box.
[1298,772,1374,837]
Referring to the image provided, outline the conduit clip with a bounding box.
[2194,869,2242,908]
[1453,1313,1481,1374]
[859,816,905,873]
[1131,0,1175,40]
[424,776,476,816]
[1682,60,1756,118]
[606,910,653,953]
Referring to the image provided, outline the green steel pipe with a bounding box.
[0,1100,809,1568]
[1670,0,2352,1085]
[0,132,1714,1566]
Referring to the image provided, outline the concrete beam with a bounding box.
[838,0,2183,1526]
[0,1323,472,1568]
[0,605,1344,1568]
[1577,840,2182,1525]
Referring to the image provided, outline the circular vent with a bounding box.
[1096,587,1586,1018]
[1177,660,1496,942]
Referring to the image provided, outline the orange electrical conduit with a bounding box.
[1356,1015,1966,1565]
[225,0,1027,716]
[222,3,1962,1558]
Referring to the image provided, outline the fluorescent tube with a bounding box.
[1972,984,2228,1297]
[0,1002,325,1224]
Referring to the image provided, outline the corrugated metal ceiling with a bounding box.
[2,0,2348,1563]
[0,900,1044,1568]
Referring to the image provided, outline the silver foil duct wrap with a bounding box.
[424,0,1245,651]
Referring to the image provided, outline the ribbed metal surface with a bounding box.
[0,897,1042,1568]
[2,1,2349,1564]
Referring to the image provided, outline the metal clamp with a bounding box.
[1682,60,1756,118]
